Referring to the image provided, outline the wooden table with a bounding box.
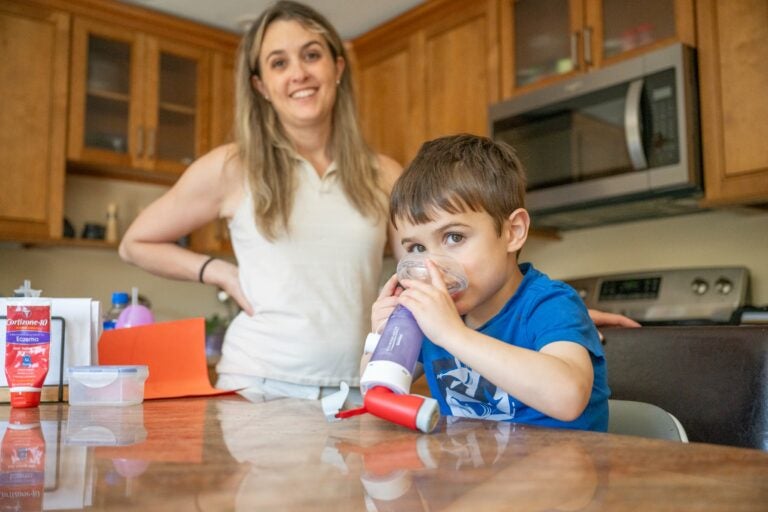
[2,396,767,510]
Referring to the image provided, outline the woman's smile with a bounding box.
[255,19,344,130]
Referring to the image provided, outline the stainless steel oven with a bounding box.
[565,266,751,325]
[490,44,702,230]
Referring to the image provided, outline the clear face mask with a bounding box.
[396,253,468,294]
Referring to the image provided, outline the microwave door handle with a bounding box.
[624,79,648,170]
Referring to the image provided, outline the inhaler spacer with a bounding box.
[360,253,467,395]
[334,253,468,433]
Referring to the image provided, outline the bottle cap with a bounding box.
[112,292,130,305]
[8,407,41,427]
[13,279,42,298]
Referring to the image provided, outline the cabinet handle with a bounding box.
[583,27,593,67]
[570,32,579,71]
[147,128,156,160]
[136,126,144,158]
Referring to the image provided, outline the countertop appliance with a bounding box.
[490,44,702,230]
[564,266,768,449]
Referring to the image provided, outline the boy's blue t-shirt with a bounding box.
[420,262,610,431]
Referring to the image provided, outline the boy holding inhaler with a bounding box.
[370,134,609,430]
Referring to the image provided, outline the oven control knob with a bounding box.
[715,278,733,295]
[691,278,709,295]
[576,288,588,300]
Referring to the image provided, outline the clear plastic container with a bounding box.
[103,292,129,331]
[67,365,149,406]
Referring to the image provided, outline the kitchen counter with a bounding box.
[1,396,767,510]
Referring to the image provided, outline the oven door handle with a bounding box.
[624,79,648,170]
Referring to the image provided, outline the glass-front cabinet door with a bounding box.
[143,38,210,175]
[68,18,142,168]
[590,0,681,62]
[68,19,211,177]
[505,0,583,90]
[502,0,693,96]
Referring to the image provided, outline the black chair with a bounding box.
[602,326,768,450]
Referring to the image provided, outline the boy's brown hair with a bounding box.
[390,134,527,235]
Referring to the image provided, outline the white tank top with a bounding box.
[217,159,387,386]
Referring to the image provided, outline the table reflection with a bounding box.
[1,408,46,511]
[322,419,599,511]
[217,398,601,511]
[0,399,244,511]
[1,396,766,511]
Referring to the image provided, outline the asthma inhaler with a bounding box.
[360,253,467,395]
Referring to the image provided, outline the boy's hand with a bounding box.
[371,273,401,333]
[398,259,466,347]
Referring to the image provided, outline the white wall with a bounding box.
[0,244,227,322]
[523,208,768,305]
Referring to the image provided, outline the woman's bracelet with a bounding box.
[198,256,216,283]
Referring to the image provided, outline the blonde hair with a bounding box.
[235,0,385,240]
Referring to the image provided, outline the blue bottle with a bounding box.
[102,292,129,331]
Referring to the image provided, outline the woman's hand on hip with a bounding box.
[206,259,254,316]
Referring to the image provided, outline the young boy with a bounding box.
[370,134,609,431]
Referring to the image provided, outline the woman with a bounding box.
[120,1,403,398]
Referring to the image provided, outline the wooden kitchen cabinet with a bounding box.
[352,0,500,166]
[0,1,69,241]
[0,0,238,246]
[67,16,211,181]
[189,51,236,256]
[500,0,695,96]
[697,0,768,206]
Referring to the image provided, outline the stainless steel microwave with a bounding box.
[489,44,702,230]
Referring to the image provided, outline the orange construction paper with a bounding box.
[98,318,234,400]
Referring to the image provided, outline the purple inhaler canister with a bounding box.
[362,305,423,394]
[360,253,467,395]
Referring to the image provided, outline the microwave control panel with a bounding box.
[646,68,679,168]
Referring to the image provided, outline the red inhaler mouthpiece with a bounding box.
[363,387,440,433]
[328,385,441,433]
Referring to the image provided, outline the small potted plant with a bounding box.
[205,313,228,360]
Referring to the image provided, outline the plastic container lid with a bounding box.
[69,365,146,373]
[68,365,148,388]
